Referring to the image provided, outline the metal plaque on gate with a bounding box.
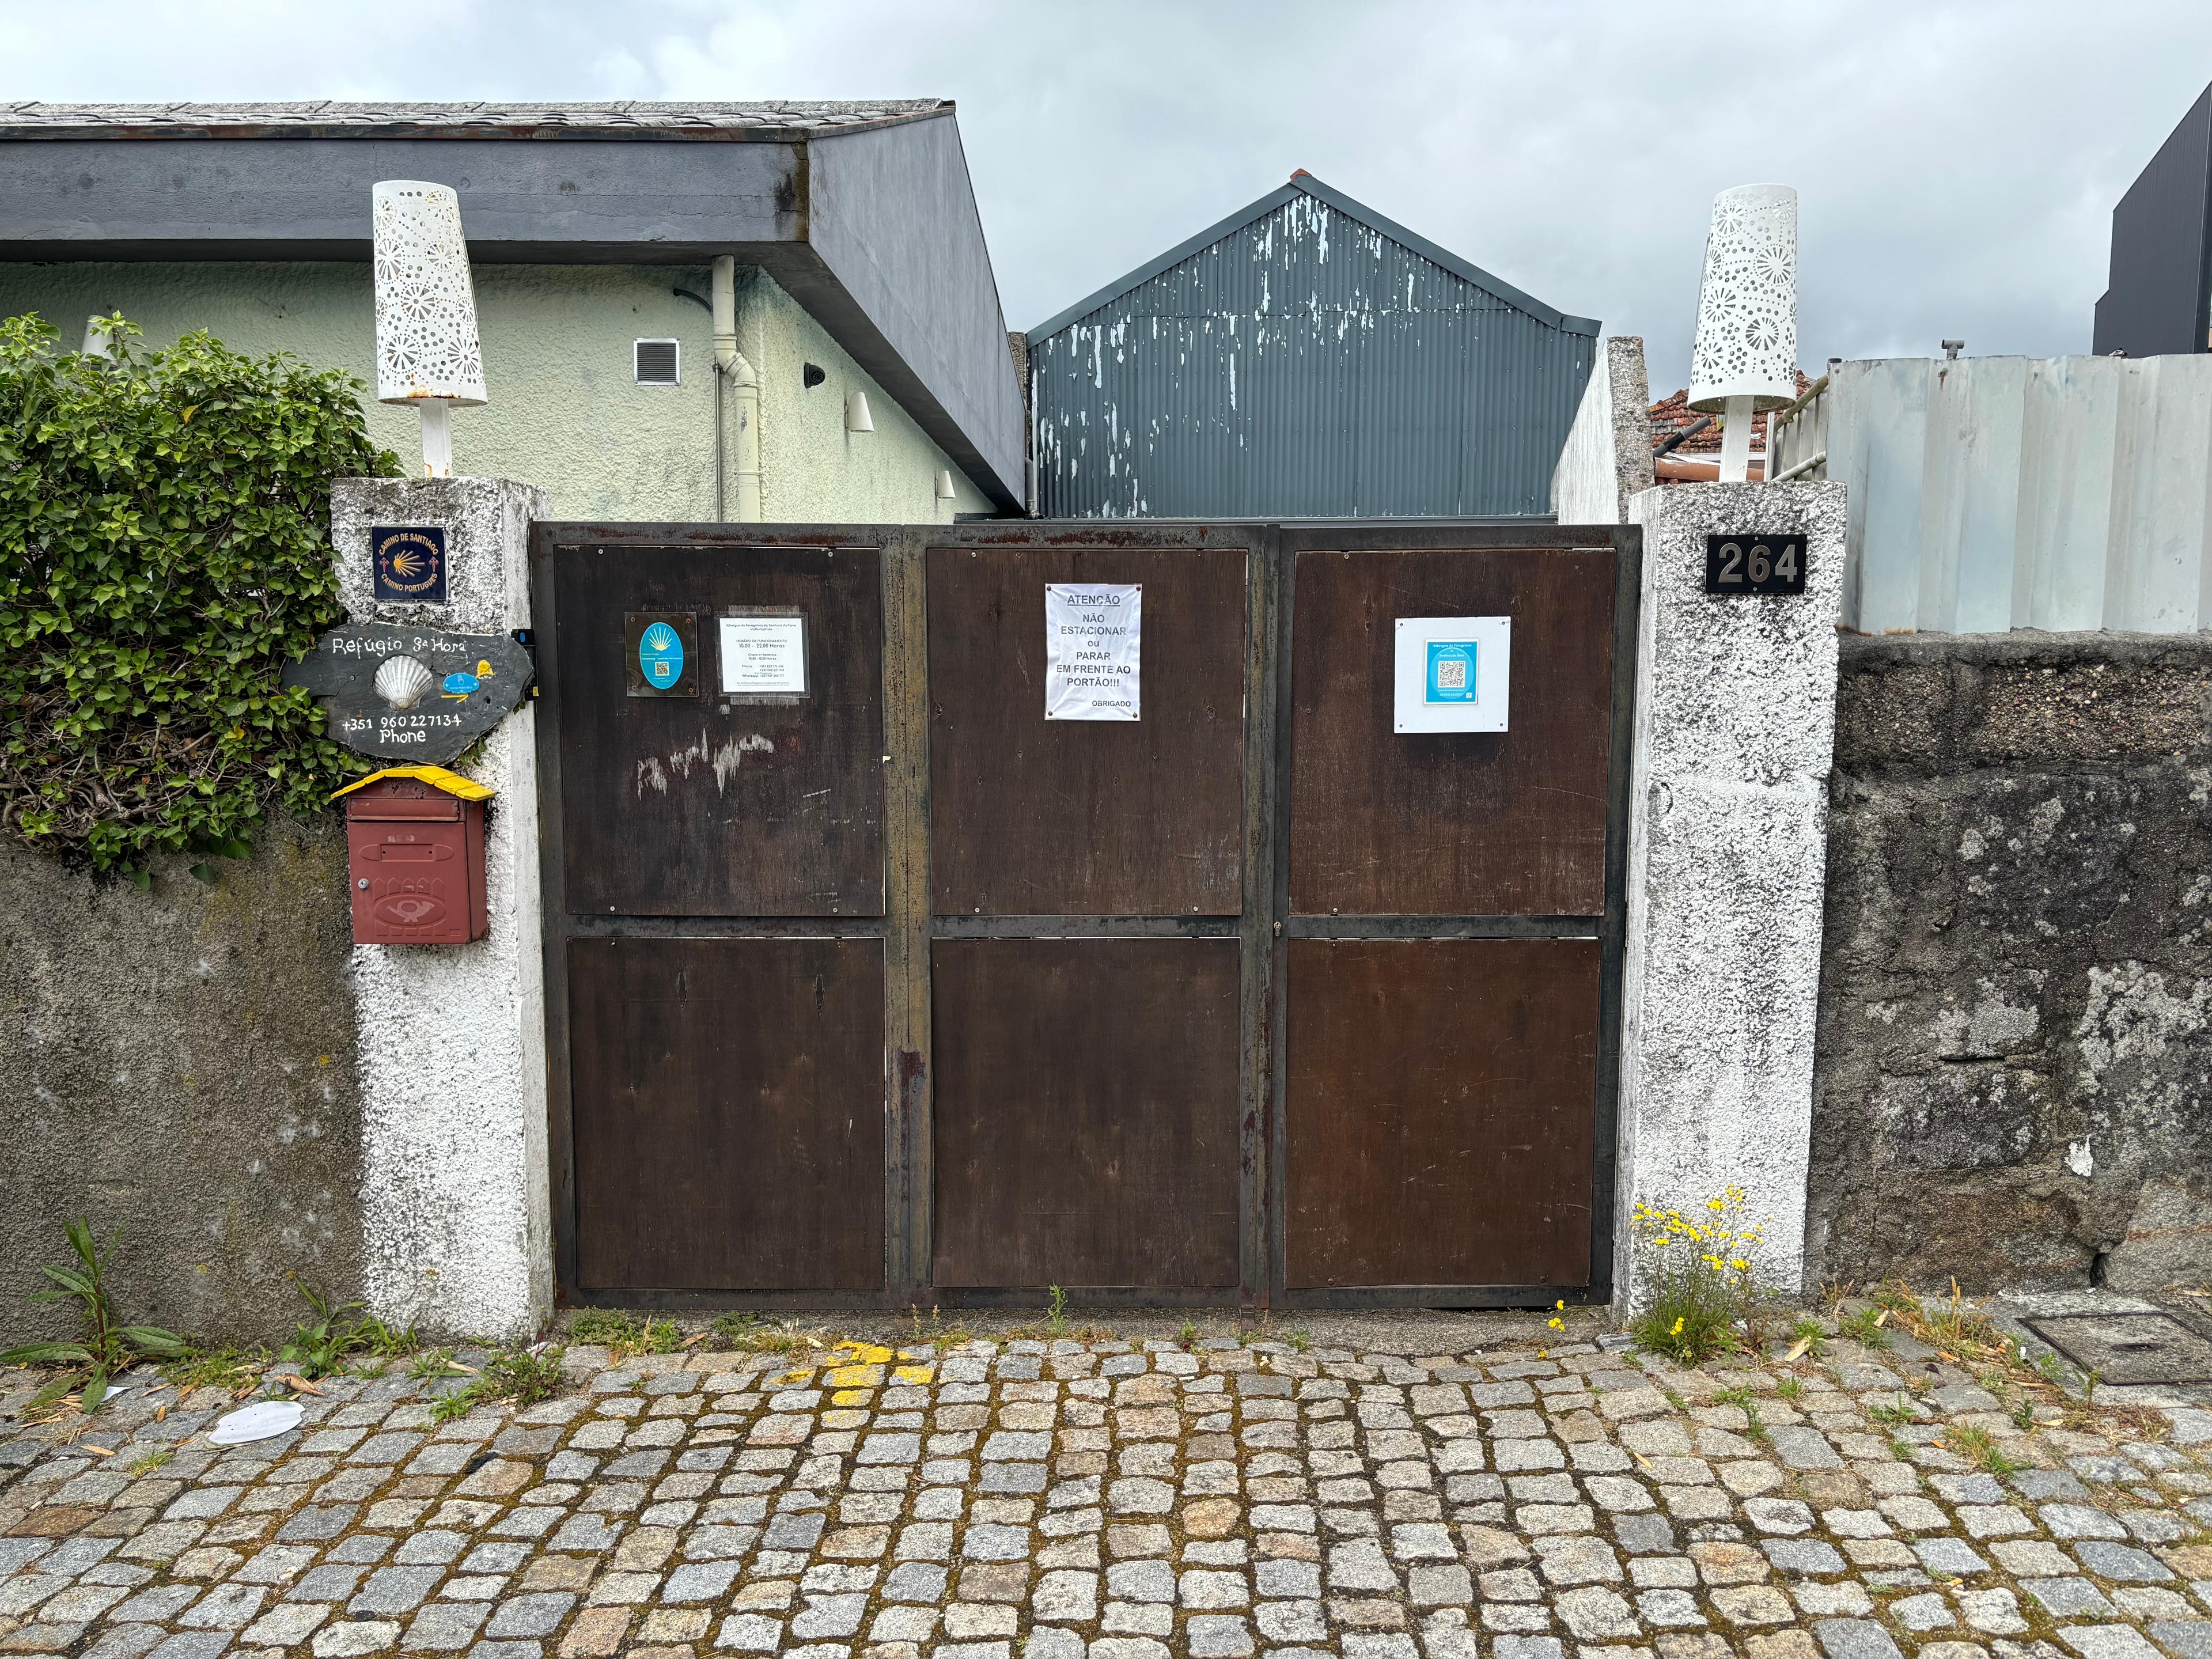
[627,612,699,698]
[1393,616,1511,733]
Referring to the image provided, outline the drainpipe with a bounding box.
[713,256,763,522]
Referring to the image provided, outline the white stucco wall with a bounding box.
[0,262,998,524]
[331,476,551,1342]
[1618,482,1847,1305]
[1552,336,1654,525]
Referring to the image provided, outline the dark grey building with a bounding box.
[1027,172,1599,518]
[2093,82,2212,360]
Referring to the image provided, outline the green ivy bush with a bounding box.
[0,315,398,877]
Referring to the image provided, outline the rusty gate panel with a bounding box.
[536,522,1635,1311]
[1289,546,1616,916]
[931,938,1241,1288]
[551,543,884,917]
[568,935,885,1291]
[1284,938,1601,1289]
[926,544,1246,916]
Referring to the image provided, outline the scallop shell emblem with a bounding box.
[374,654,435,710]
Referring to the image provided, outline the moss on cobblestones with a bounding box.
[3,1321,2212,1659]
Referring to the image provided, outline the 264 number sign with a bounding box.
[1705,533,1808,596]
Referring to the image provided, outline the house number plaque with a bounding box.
[1706,533,1807,596]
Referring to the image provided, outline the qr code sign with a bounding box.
[1434,658,1467,690]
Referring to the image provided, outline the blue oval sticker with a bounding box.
[638,622,685,689]
[441,672,481,695]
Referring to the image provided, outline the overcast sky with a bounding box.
[5,1,2209,392]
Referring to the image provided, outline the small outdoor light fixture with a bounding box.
[844,391,874,433]
[372,180,488,479]
[1688,183,1798,483]
[935,470,958,501]
[1942,339,1965,359]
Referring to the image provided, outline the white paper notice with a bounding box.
[718,615,808,696]
[1045,584,1141,721]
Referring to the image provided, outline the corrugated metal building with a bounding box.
[1028,172,1599,518]
[2093,81,2212,361]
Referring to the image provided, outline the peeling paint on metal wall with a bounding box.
[1032,190,1596,518]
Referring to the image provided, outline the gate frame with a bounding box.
[529,518,1639,1313]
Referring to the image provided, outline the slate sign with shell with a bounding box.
[285,619,533,762]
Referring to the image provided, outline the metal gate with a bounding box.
[531,521,1638,1310]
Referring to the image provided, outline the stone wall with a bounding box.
[1809,630,2212,1293]
[0,815,363,1345]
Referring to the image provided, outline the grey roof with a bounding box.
[1032,172,1600,339]
[0,101,950,141]
[0,99,1025,508]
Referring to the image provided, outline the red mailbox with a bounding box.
[335,767,492,945]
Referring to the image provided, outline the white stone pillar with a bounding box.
[1619,481,1847,1304]
[331,476,552,1342]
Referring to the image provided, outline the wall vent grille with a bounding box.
[634,339,680,385]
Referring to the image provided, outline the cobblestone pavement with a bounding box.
[7,1325,2212,1659]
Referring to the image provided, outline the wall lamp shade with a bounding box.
[935,470,957,501]
[372,181,488,408]
[845,391,874,433]
[1688,183,1798,414]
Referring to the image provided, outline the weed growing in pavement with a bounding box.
[1868,1399,1919,1426]
[565,1308,680,1360]
[1787,1316,1830,1358]
[410,1348,468,1382]
[1178,1322,1198,1347]
[160,1346,263,1397]
[1286,1331,1312,1353]
[713,1313,761,1346]
[1046,1285,1067,1339]
[275,1282,369,1381]
[2105,1402,2173,1443]
[715,1319,828,1359]
[1944,1422,2022,1474]
[126,1446,173,1476]
[1774,1375,1803,1402]
[899,1307,973,1352]
[357,1317,420,1358]
[431,1346,566,1423]
[2012,1396,2037,1431]
[1629,1186,1767,1364]
[1839,1306,1891,1350]
[569,1308,641,1349]
[1,1218,190,1412]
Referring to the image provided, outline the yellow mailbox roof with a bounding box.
[330,766,496,803]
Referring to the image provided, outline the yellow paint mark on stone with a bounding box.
[835,1342,896,1365]
[892,1365,934,1385]
[821,1408,869,1429]
[825,1365,885,1388]
[779,1369,815,1386]
[831,1388,874,1407]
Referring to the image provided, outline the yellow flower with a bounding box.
[1708,1198,1724,1211]
[1671,1317,1684,1335]
[1732,1259,1749,1271]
